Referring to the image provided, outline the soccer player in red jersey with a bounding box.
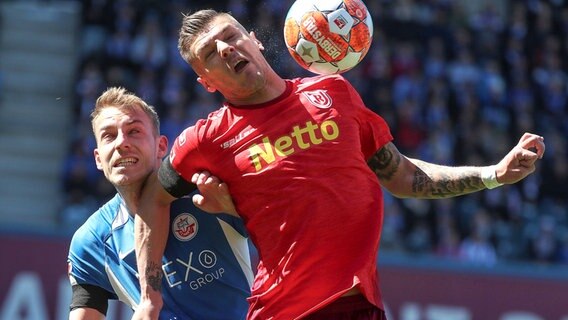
[132,10,546,320]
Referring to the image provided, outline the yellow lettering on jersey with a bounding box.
[249,137,276,171]
[321,120,339,140]
[274,136,294,156]
[248,120,339,171]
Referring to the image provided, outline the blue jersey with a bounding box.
[68,193,253,320]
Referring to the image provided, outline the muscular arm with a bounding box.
[133,170,177,318]
[369,142,485,199]
[369,133,545,199]
[132,158,197,319]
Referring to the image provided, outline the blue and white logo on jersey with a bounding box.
[172,213,198,241]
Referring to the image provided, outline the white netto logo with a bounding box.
[172,213,198,241]
[302,90,333,109]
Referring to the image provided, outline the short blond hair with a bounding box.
[178,9,239,64]
[91,87,160,135]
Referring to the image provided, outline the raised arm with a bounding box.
[132,169,176,320]
[370,132,545,199]
[131,159,237,319]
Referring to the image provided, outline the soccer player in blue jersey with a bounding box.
[67,87,254,320]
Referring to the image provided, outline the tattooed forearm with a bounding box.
[410,160,485,198]
[368,144,401,181]
[146,261,163,292]
[368,143,486,198]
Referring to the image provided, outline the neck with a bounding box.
[116,185,142,215]
[228,72,287,106]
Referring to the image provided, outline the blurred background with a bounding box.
[0,0,566,319]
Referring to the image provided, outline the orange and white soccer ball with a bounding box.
[284,0,373,75]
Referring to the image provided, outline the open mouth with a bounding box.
[114,157,138,167]
[234,60,249,73]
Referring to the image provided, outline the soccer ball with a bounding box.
[284,0,373,75]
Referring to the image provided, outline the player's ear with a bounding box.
[94,149,103,171]
[157,135,168,158]
[197,76,217,93]
[250,31,264,51]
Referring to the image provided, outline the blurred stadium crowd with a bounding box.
[60,0,568,266]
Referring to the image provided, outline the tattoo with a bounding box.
[412,167,434,194]
[368,143,401,181]
[368,143,485,199]
[411,160,485,198]
[146,261,163,292]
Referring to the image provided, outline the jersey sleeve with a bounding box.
[67,219,116,299]
[343,77,393,159]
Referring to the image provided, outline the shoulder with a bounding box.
[293,74,352,97]
[170,196,247,237]
[296,74,348,88]
[173,106,228,148]
[68,194,130,288]
[69,195,120,252]
[191,105,229,130]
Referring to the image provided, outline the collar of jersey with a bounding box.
[112,195,131,230]
[225,80,293,110]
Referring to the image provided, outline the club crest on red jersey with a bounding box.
[172,213,198,241]
[302,90,332,109]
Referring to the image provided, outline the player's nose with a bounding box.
[216,40,234,59]
[115,131,130,149]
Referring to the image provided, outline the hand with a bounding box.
[495,132,545,185]
[191,171,239,217]
[131,297,162,320]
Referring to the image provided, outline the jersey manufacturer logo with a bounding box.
[172,213,198,241]
[302,89,332,109]
[221,127,254,149]
[118,248,134,260]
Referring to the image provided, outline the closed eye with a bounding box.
[100,133,116,142]
[205,49,214,60]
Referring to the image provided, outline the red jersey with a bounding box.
[168,75,393,319]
